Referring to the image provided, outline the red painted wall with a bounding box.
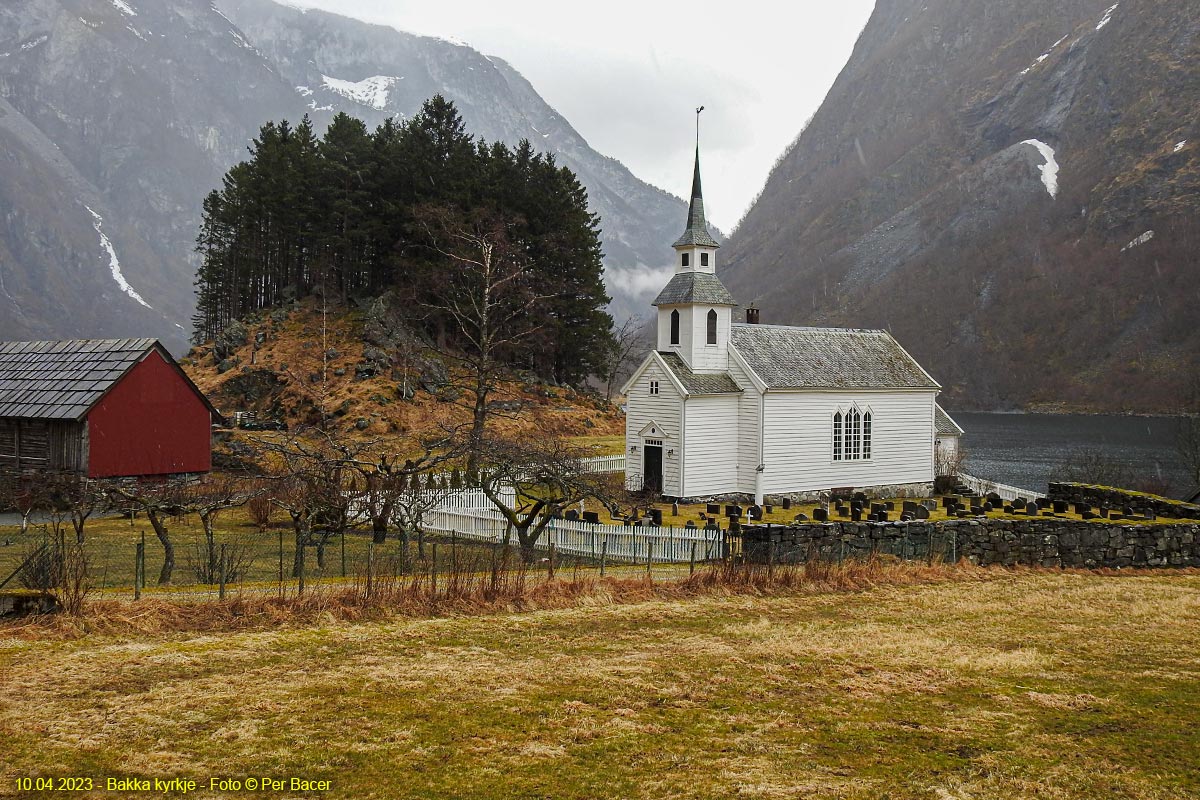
[86,350,212,478]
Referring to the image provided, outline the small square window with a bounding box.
[701,252,709,267]
[649,380,659,396]
[681,253,690,267]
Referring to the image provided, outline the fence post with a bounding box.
[134,538,144,601]
[646,540,654,578]
[431,542,438,595]
[952,530,957,564]
[341,530,347,579]
[689,541,696,576]
[548,542,556,581]
[278,528,284,589]
[219,543,227,601]
[298,541,306,597]
[366,542,375,600]
[600,538,608,578]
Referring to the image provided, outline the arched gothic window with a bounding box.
[833,412,843,461]
[670,309,680,345]
[847,408,862,460]
[862,410,872,459]
[706,309,717,345]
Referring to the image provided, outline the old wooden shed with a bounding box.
[0,339,218,478]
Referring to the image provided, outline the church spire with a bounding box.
[673,111,720,249]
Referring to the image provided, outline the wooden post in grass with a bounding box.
[134,537,144,601]
[277,528,284,588]
[646,540,654,578]
[219,543,227,601]
[431,542,438,595]
[689,541,696,576]
[768,539,775,578]
[548,542,556,581]
[298,542,306,597]
[366,542,375,600]
[600,538,608,578]
[341,530,347,578]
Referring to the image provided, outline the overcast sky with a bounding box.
[279,1,876,232]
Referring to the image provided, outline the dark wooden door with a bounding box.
[643,445,663,494]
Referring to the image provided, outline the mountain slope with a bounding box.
[721,0,1200,412]
[0,0,690,349]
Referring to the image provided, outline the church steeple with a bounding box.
[673,146,721,250]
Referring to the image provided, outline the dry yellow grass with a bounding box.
[2,569,1198,799]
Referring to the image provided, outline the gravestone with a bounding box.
[836,504,848,517]
[564,509,579,521]
[1074,503,1091,515]
[749,506,763,521]
[707,503,721,515]
[765,504,774,515]
[782,498,792,510]
[583,511,600,524]
[900,512,914,522]
[685,519,696,528]
[1081,512,1097,520]
[813,507,829,522]
[854,492,868,502]
[1036,498,1051,509]
[1025,502,1039,516]
[651,508,663,526]
[875,511,889,522]
[1013,497,1027,508]
[903,501,918,514]
[885,501,895,511]
[915,506,930,520]
[671,502,680,517]
[982,502,994,512]
[1052,500,1069,514]
[957,510,970,518]
[793,512,808,522]
[1003,505,1014,514]
[851,508,862,522]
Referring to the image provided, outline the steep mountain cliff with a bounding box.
[721,0,1200,412]
[0,0,690,349]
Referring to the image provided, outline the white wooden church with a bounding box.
[622,147,961,503]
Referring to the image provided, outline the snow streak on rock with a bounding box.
[1121,231,1154,252]
[111,0,137,17]
[85,207,152,308]
[1020,35,1068,76]
[1175,140,1188,153]
[1096,4,1118,31]
[1021,140,1060,198]
[321,75,398,110]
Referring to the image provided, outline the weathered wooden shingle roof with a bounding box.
[657,352,741,395]
[730,324,940,390]
[673,147,721,249]
[652,272,736,306]
[0,338,160,420]
[935,404,964,436]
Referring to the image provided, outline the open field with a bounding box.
[2,570,1198,799]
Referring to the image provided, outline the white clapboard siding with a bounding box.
[687,306,732,372]
[760,390,937,494]
[682,394,739,496]
[424,507,724,563]
[623,357,683,495]
[726,358,761,494]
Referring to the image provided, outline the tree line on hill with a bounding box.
[193,96,613,385]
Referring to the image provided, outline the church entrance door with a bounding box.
[643,441,663,494]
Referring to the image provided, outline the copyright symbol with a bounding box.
[246,778,258,789]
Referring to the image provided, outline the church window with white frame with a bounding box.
[649,380,659,395]
[834,406,871,461]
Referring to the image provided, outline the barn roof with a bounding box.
[657,352,741,395]
[935,404,964,436]
[0,338,215,421]
[730,324,941,391]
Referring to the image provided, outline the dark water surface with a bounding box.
[958,412,1192,497]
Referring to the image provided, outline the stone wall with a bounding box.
[741,518,1200,569]
[1046,482,1200,520]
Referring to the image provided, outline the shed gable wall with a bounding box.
[86,351,212,478]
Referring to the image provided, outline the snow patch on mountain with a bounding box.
[1121,231,1154,252]
[1019,35,1068,76]
[1022,139,1060,198]
[1096,4,1118,31]
[295,85,313,97]
[111,0,137,17]
[85,207,152,308]
[1175,140,1187,153]
[21,36,49,52]
[321,74,399,110]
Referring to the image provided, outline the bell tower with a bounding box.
[652,108,735,373]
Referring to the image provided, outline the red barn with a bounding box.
[0,339,218,478]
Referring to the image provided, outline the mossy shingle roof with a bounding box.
[652,272,736,306]
[657,353,741,395]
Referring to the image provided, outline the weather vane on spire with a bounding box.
[695,105,705,148]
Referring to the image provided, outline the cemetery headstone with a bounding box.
[707,503,721,515]
[813,507,829,522]
[565,510,579,521]
[583,511,600,524]
[915,506,930,520]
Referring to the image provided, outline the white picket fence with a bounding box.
[580,454,626,474]
[958,472,1041,501]
[423,505,724,564]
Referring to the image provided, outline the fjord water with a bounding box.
[958,412,1191,497]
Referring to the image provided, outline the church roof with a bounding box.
[657,352,741,395]
[652,272,736,306]
[730,324,941,391]
[672,146,721,249]
[935,404,964,436]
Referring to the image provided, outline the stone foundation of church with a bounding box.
[676,481,934,506]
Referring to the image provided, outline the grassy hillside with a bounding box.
[3,572,1199,798]
[183,299,623,444]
